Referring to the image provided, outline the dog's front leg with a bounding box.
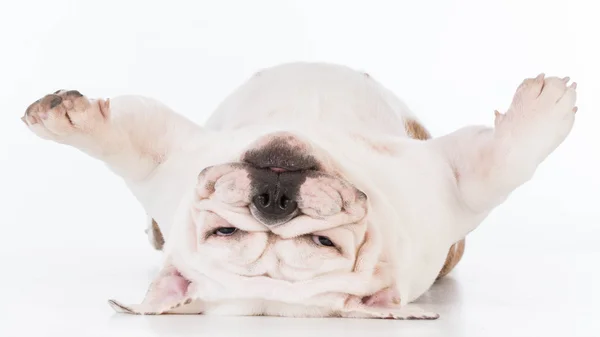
[432,74,578,240]
[21,90,205,181]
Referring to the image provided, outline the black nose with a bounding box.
[249,170,304,226]
[252,189,298,220]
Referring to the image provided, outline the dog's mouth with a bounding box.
[240,131,322,172]
[269,167,288,173]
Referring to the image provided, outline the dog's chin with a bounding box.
[249,204,300,227]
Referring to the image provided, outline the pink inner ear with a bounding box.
[361,287,401,308]
[145,269,192,306]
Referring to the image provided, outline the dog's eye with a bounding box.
[312,235,334,247]
[214,227,238,236]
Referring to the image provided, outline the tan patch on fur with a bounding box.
[150,219,165,251]
[404,119,431,140]
[436,239,466,279]
[351,119,431,155]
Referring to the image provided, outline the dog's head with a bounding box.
[149,131,396,307]
[189,131,372,280]
[107,130,405,316]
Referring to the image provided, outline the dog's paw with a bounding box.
[495,74,577,158]
[22,89,110,142]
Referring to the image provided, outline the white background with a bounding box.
[1,1,598,336]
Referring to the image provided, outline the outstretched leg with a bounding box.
[433,74,578,241]
[22,90,204,181]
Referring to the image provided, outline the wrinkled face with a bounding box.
[184,131,371,282]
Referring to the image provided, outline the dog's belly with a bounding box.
[204,62,415,137]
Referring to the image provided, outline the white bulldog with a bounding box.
[21,63,577,319]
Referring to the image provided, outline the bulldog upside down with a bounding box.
[22,63,577,319]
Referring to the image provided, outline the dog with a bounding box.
[21,62,577,319]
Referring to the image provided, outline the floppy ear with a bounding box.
[108,265,203,315]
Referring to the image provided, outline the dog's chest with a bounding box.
[205,63,411,137]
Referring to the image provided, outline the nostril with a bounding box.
[278,195,293,210]
[256,193,271,208]
[251,188,299,225]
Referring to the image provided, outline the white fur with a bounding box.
[23,63,577,319]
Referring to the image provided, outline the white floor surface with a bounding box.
[1,234,598,337]
[2,160,598,336]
